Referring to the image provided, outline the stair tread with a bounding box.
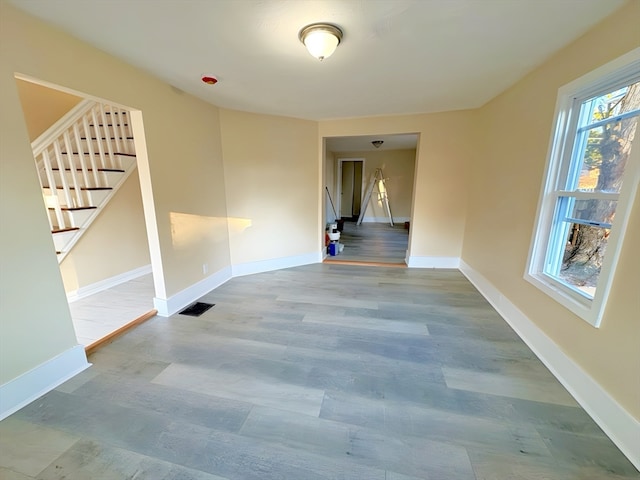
[46,186,113,191]
[52,167,125,173]
[48,206,97,211]
[80,137,134,140]
[52,227,79,234]
[59,152,134,157]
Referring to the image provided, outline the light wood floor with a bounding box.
[326,221,409,264]
[68,273,155,347]
[1,264,637,479]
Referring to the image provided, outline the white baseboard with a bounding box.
[231,251,322,277]
[406,256,460,268]
[154,266,232,317]
[67,264,152,303]
[0,345,90,421]
[360,216,410,224]
[459,260,640,471]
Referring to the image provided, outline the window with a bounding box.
[526,49,640,327]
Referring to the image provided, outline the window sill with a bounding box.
[524,272,602,327]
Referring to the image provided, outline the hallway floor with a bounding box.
[326,221,409,264]
[1,264,637,479]
[68,273,155,347]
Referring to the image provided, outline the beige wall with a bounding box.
[15,78,82,141]
[0,3,230,384]
[324,145,336,225]
[59,171,150,292]
[462,2,640,417]
[320,111,474,259]
[219,109,319,265]
[331,149,415,220]
[0,50,77,384]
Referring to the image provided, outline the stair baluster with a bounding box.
[90,108,108,171]
[53,139,74,209]
[81,114,100,188]
[72,123,91,191]
[41,149,65,230]
[98,104,117,170]
[62,131,83,208]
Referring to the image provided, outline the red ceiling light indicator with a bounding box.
[201,75,218,85]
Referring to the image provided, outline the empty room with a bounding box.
[0,1,638,479]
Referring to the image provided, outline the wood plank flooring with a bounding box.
[1,264,637,479]
[326,221,409,264]
[68,273,155,347]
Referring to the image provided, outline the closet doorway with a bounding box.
[337,158,364,221]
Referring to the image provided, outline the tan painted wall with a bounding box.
[331,149,416,220]
[462,2,640,417]
[59,171,150,292]
[325,147,336,225]
[219,109,319,265]
[15,78,82,141]
[0,3,230,384]
[320,111,474,259]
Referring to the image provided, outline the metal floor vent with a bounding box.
[179,302,215,317]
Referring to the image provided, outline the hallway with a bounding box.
[326,221,409,265]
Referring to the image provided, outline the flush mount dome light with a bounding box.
[299,23,343,61]
[372,140,384,148]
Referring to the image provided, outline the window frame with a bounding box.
[525,48,640,327]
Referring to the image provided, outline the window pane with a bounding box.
[563,197,617,225]
[584,84,639,125]
[577,116,638,193]
[546,222,610,299]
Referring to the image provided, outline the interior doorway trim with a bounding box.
[336,158,365,221]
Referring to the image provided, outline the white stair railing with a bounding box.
[32,100,135,239]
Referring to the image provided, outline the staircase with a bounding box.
[32,99,137,262]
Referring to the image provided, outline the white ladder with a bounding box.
[357,168,393,226]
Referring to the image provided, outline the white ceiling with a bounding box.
[11,0,626,121]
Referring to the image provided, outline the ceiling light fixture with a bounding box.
[372,140,384,148]
[298,23,343,61]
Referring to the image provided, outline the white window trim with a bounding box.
[525,48,640,327]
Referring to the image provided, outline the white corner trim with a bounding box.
[67,264,152,303]
[407,256,460,269]
[459,260,640,471]
[153,266,232,317]
[0,345,90,421]
[231,251,322,278]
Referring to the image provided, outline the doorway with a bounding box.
[14,75,160,350]
[323,134,418,265]
[337,158,364,221]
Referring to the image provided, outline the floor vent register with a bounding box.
[179,302,215,317]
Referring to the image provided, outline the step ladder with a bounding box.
[357,168,393,226]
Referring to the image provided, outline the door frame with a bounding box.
[336,158,365,220]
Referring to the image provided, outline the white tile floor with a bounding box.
[68,274,155,347]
